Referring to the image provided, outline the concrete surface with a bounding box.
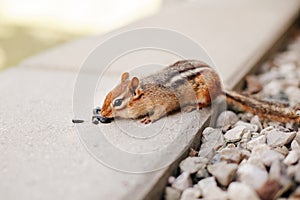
[0,69,138,200]
[1,0,300,200]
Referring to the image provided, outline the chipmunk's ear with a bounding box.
[121,72,129,82]
[129,77,143,99]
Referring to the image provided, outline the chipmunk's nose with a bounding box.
[93,107,113,124]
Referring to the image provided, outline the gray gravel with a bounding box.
[165,30,300,200]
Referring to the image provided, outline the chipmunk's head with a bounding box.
[101,72,144,120]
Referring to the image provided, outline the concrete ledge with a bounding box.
[0,69,133,200]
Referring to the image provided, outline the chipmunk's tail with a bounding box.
[224,90,300,124]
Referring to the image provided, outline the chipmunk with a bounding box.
[100,60,300,124]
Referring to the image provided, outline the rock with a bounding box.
[227,143,235,148]
[237,163,268,190]
[289,186,300,199]
[198,127,224,159]
[284,77,300,87]
[202,128,224,150]
[291,140,300,151]
[269,160,281,181]
[285,86,300,107]
[247,135,266,151]
[284,150,299,165]
[222,125,232,132]
[197,177,228,199]
[216,111,238,128]
[269,123,287,131]
[234,121,259,132]
[274,145,289,156]
[168,176,176,184]
[262,80,284,97]
[252,132,261,137]
[239,158,247,165]
[198,148,215,162]
[285,122,298,131]
[247,144,271,169]
[256,179,281,200]
[244,75,263,95]
[266,129,296,147]
[251,143,270,154]
[210,152,220,164]
[278,62,297,76]
[287,163,300,178]
[260,126,274,135]
[165,187,181,200]
[295,131,300,144]
[238,113,254,122]
[224,126,248,142]
[207,161,238,186]
[188,148,199,157]
[197,176,216,188]
[172,172,192,191]
[260,149,284,167]
[242,132,252,142]
[179,157,207,174]
[258,67,279,83]
[180,188,201,200]
[195,168,209,180]
[220,146,242,164]
[259,60,274,73]
[241,131,251,143]
[247,156,266,170]
[240,149,251,160]
[228,182,260,200]
[278,125,292,132]
[250,115,263,132]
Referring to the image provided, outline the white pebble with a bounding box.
[216,111,238,127]
[228,182,260,200]
[165,187,181,200]
[224,126,247,142]
[247,135,266,151]
[180,188,201,200]
[197,177,228,199]
[172,172,192,191]
[179,157,206,174]
[207,161,238,187]
[283,150,299,165]
[234,121,258,132]
[237,163,268,190]
[266,129,296,147]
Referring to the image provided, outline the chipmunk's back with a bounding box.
[140,60,213,88]
[140,59,222,110]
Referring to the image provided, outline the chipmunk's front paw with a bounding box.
[140,116,152,124]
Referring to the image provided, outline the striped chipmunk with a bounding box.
[99,60,300,124]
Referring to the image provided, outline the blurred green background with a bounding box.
[0,0,162,70]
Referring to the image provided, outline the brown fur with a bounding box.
[225,90,300,124]
[101,92,113,117]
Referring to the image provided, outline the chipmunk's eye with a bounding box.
[113,99,123,107]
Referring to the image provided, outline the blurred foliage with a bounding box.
[0,23,81,70]
[0,0,161,71]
